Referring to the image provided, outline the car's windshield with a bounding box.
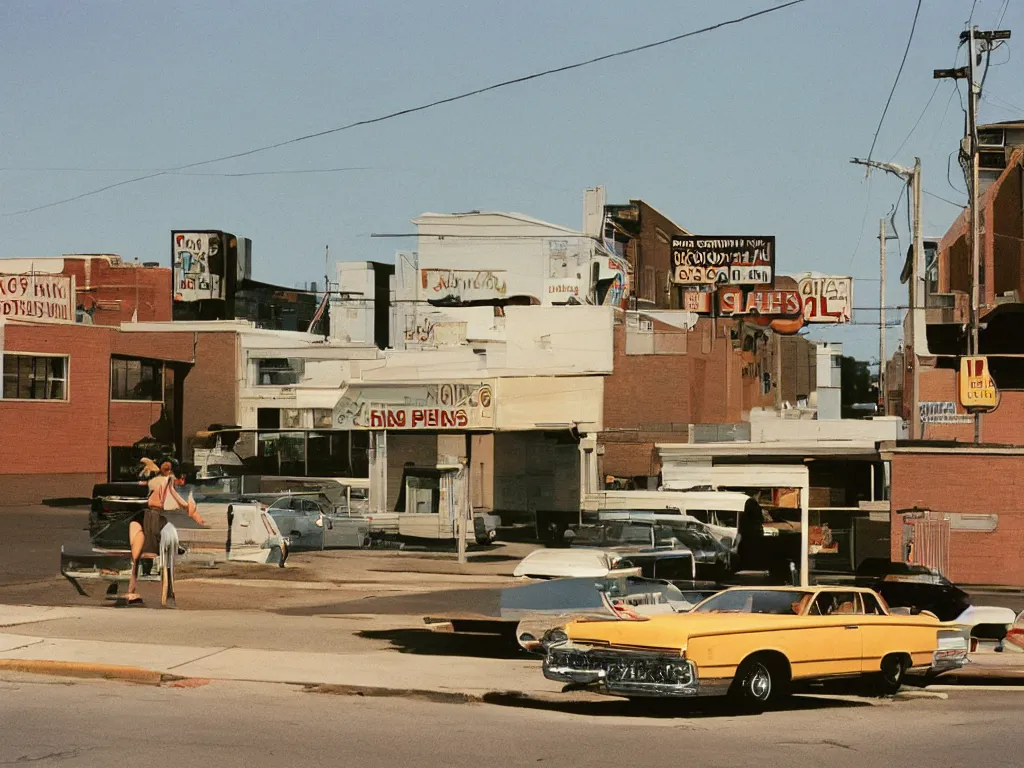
[571,523,653,547]
[655,524,719,551]
[694,590,814,615]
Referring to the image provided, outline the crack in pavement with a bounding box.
[0,639,46,653]
[0,747,85,764]
[165,645,233,671]
[777,739,855,751]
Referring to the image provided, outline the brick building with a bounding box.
[599,312,777,485]
[0,255,172,327]
[604,199,689,309]
[0,320,199,503]
[885,443,1024,586]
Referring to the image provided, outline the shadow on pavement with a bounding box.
[277,588,503,617]
[357,628,524,659]
[481,692,874,719]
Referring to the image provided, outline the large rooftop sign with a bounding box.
[670,236,775,287]
[0,273,75,323]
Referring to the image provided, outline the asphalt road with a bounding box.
[1,674,1021,768]
[0,506,89,586]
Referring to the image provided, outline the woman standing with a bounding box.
[124,457,206,606]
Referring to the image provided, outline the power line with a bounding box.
[865,0,924,166]
[997,0,1010,27]
[924,189,966,208]
[888,81,943,161]
[3,0,814,218]
[0,166,371,176]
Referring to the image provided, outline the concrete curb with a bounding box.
[0,659,177,686]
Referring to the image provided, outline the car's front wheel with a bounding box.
[729,655,789,711]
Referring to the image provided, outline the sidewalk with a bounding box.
[0,604,566,701]
[1,603,1022,701]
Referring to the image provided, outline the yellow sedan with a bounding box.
[542,586,967,708]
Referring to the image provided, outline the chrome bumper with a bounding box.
[909,649,969,676]
[543,642,728,698]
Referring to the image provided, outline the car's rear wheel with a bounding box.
[729,655,788,711]
[872,653,908,696]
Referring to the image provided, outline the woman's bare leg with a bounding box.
[126,521,144,599]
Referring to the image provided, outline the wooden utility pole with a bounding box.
[879,219,886,415]
[851,157,921,437]
[937,26,1011,443]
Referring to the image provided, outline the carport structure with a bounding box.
[657,438,891,586]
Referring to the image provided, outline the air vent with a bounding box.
[979,150,1007,171]
[978,129,1005,149]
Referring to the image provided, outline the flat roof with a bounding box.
[657,440,881,458]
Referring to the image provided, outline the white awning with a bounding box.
[294,388,343,410]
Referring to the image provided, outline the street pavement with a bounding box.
[1,672,1022,768]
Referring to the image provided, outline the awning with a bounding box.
[294,388,344,410]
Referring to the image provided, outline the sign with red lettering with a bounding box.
[959,356,998,411]
[334,382,495,430]
[796,274,852,324]
[0,273,75,323]
[718,288,801,317]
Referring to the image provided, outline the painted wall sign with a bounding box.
[718,288,801,317]
[421,269,507,302]
[682,291,713,313]
[0,273,75,322]
[670,236,775,286]
[796,275,853,323]
[544,278,584,304]
[335,382,495,430]
[173,232,222,302]
[959,356,998,411]
[919,401,972,424]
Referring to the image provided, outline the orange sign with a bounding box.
[959,356,998,411]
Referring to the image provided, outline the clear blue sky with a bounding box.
[2,0,1021,359]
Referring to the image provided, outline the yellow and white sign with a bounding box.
[959,356,998,410]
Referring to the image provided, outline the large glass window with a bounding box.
[110,357,163,401]
[2,354,67,400]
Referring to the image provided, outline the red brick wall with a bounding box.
[63,257,172,326]
[600,316,773,478]
[0,323,197,503]
[918,365,1024,443]
[0,324,111,487]
[181,333,239,464]
[889,451,1024,586]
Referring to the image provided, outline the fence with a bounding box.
[900,509,951,576]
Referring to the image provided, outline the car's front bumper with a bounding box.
[542,642,730,698]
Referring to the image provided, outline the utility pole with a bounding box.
[850,157,922,438]
[879,219,887,415]
[936,26,1011,444]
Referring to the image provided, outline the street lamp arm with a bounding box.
[850,157,914,180]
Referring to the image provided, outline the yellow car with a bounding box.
[541,586,967,708]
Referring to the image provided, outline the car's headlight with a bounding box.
[541,628,569,649]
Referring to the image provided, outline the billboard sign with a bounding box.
[671,236,775,286]
[796,274,853,323]
[718,288,801,317]
[0,273,75,323]
[173,231,223,302]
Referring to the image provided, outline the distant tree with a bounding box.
[840,356,878,419]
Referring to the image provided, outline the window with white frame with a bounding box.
[2,354,68,400]
[254,358,304,386]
